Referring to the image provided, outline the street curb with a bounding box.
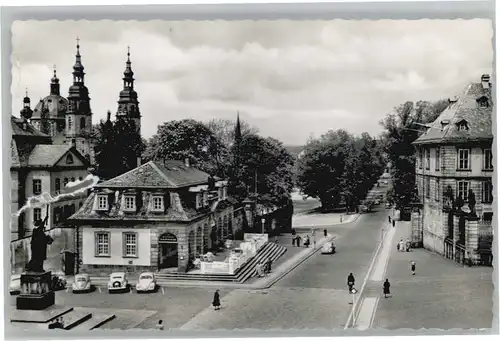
[259,236,337,289]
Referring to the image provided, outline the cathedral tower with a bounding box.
[116,47,141,134]
[20,88,33,121]
[66,38,93,161]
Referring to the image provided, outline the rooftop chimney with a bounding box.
[481,74,491,89]
[184,158,190,168]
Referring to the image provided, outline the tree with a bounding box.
[380,99,448,210]
[142,119,226,176]
[228,134,295,207]
[93,113,145,180]
[206,117,258,151]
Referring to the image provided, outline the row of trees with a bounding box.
[92,115,295,208]
[296,129,385,211]
[380,100,449,211]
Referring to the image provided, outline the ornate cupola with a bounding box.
[116,46,141,134]
[20,88,33,121]
[50,65,60,95]
[67,37,91,116]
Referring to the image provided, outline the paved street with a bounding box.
[180,208,388,330]
[368,222,494,330]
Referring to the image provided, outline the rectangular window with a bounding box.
[425,177,430,198]
[55,178,61,192]
[33,179,42,195]
[457,149,470,170]
[482,180,493,203]
[123,232,137,257]
[123,196,136,211]
[457,180,470,201]
[435,148,440,171]
[33,208,42,222]
[95,232,110,257]
[483,149,493,170]
[97,195,108,210]
[152,196,164,211]
[425,149,430,170]
[435,179,440,202]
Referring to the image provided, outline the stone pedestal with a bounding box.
[16,271,55,310]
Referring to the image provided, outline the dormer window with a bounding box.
[196,194,202,209]
[66,154,74,164]
[477,96,489,108]
[96,195,108,211]
[456,119,469,131]
[152,196,164,211]
[123,196,136,212]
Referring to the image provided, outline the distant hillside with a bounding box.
[284,145,304,159]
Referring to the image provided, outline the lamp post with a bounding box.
[261,218,265,234]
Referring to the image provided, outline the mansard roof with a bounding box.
[96,160,213,189]
[413,78,493,145]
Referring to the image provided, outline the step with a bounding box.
[61,311,93,330]
[238,243,283,282]
[244,244,287,280]
[236,243,276,282]
[71,313,116,331]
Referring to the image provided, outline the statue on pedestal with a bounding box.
[25,206,54,273]
[468,189,477,217]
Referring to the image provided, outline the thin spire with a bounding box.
[127,46,130,61]
[25,87,28,97]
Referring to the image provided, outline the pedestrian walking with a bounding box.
[324,229,328,238]
[396,242,400,251]
[406,239,411,252]
[212,289,221,310]
[392,220,395,228]
[156,320,164,330]
[410,260,416,275]
[304,235,310,248]
[398,239,405,252]
[388,216,391,224]
[347,273,355,292]
[383,279,391,298]
[296,235,302,247]
[266,257,272,273]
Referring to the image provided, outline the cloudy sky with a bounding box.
[11,19,492,145]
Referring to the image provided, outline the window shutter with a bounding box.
[122,232,126,257]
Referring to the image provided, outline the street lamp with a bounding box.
[261,218,265,234]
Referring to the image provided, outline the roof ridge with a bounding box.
[98,161,155,186]
[149,161,176,187]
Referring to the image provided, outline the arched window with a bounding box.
[66,154,74,164]
[80,117,86,129]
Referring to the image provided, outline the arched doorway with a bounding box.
[158,232,178,269]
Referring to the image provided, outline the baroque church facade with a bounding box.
[21,40,142,164]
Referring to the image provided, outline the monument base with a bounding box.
[16,291,55,310]
[16,271,55,310]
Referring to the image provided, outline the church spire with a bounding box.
[235,111,242,143]
[123,46,135,89]
[20,87,33,120]
[72,37,85,85]
[116,46,141,134]
[50,64,60,95]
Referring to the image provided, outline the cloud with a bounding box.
[11,19,493,145]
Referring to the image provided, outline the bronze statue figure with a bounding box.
[25,206,54,273]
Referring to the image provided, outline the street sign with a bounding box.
[350,288,358,294]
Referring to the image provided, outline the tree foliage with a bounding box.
[296,130,384,210]
[93,116,145,180]
[380,99,448,210]
[142,119,226,176]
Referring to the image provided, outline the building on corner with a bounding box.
[69,159,240,274]
[412,74,494,266]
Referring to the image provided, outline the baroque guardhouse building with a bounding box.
[69,159,238,274]
[412,74,494,266]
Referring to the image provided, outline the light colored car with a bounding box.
[321,242,336,254]
[135,272,157,293]
[107,272,129,293]
[9,274,21,295]
[72,273,93,293]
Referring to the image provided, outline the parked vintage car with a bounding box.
[107,272,129,293]
[72,273,93,293]
[9,274,21,295]
[135,272,157,293]
[321,242,336,254]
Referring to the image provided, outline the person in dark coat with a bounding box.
[323,229,327,238]
[392,220,395,228]
[383,279,391,298]
[347,273,355,292]
[212,289,221,310]
[296,235,301,247]
[291,228,297,246]
[388,216,391,224]
[410,261,416,275]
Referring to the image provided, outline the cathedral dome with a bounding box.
[33,94,69,119]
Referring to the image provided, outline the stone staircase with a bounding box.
[10,306,116,331]
[155,241,287,283]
